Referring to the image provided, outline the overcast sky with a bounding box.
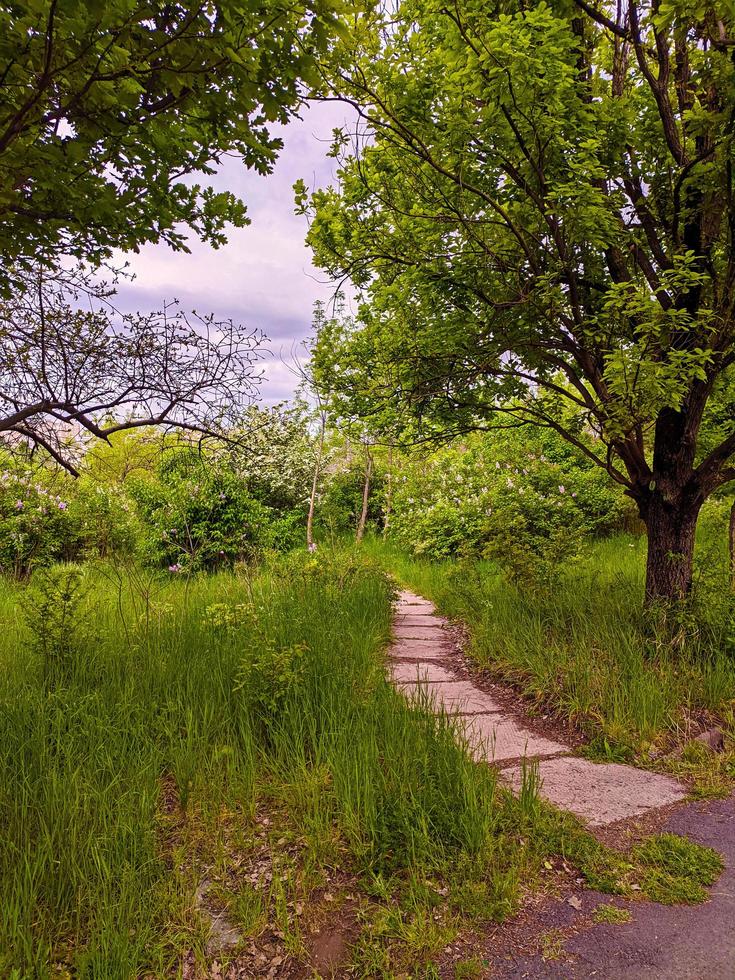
[114,101,353,404]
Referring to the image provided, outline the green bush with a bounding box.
[0,464,75,576]
[389,428,633,569]
[129,451,271,571]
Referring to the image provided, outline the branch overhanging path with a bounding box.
[389,589,685,826]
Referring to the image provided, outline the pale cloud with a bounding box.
[114,101,354,402]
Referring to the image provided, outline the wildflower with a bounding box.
[14,500,23,510]
[308,542,317,553]
[558,485,565,494]
[58,501,67,510]
[168,563,183,573]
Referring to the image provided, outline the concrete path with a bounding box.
[390,589,687,827]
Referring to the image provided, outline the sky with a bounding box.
[114,101,354,405]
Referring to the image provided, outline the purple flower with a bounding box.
[558,485,565,494]
[58,501,67,511]
[14,500,23,510]
[168,563,183,573]
[308,542,317,553]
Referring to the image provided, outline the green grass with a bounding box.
[365,530,735,764]
[0,548,725,976]
[592,904,632,924]
[0,550,527,976]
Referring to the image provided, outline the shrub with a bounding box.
[129,452,270,571]
[0,464,75,577]
[389,428,632,566]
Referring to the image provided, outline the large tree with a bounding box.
[0,267,263,473]
[301,0,735,603]
[0,0,342,283]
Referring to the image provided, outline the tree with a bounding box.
[0,0,343,283]
[0,266,263,473]
[301,0,735,604]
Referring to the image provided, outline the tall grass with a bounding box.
[367,529,735,758]
[0,552,521,976]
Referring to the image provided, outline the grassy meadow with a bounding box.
[0,551,520,976]
[0,547,725,976]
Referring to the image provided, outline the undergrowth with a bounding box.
[366,532,735,776]
[0,548,725,977]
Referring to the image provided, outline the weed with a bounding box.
[454,955,489,978]
[539,928,565,961]
[592,904,632,924]
[632,834,724,905]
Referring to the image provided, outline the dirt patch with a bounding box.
[307,897,361,976]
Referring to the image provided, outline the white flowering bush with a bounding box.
[389,429,633,574]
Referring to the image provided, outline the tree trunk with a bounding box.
[383,446,393,537]
[643,493,702,603]
[307,412,326,550]
[356,452,373,543]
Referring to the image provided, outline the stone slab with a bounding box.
[393,625,445,640]
[390,639,453,661]
[396,613,448,627]
[390,662,459,684]
[459,714,569,763]
[396,590,436,609]
[398,679,503,714]
[502,756,687,827]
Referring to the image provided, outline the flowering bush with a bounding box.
[0,464,75,576]
[129,451,271,571]
[389,429,633,572]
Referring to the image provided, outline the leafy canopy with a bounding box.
[302,0,735,511]
[0,0,345,279]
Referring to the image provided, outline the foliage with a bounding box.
[236,640,309,722]
[24,566,88,686]
[230,402,319,512]
[304,0,735,600]
[389,428,630,581]
[129,450,271,571]
[0,0,344,277]
[0,461,74,576]
[319,457,386,535]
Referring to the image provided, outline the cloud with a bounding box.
[113,102,355,400]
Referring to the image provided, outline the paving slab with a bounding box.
[502,756,687,827]
[396,612,448,627]
[398,679,504,714]
[393,624,446,640]
[390,639,455,661]
[390,662,460,684]
[459,713,569,763]
[396,591,436,609]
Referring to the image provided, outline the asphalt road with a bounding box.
[503,794,735,979]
